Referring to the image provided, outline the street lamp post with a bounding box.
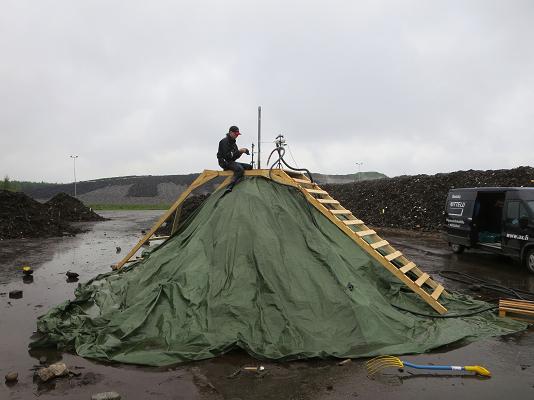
[355,162,363,182]
[70,155,78,197]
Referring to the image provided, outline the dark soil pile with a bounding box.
[0,190,80,240]
[323,166,534,232]
[45,193,107,222]
[157,194,209,236]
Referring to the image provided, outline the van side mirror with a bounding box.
[519,216,529,229]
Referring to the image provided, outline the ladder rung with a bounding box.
[385,250,402,262]
[415,273,430,287]
[344,219,364,226]
[306,189,328,195]
[293,178,312,184]
[399,262,416,273]
[356,229,376,237]
[431,285,445,300]
[318,199,339,204]
[370,240,388,249]
[330,209,352,215]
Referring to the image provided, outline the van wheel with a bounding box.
[451,244,465,254]
[525,248,534,274]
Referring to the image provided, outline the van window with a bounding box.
[507,201,519,220]
[506,201,529,225]
[527,201,534,214]
[520,203,529,218]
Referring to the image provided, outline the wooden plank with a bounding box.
[125,258,143,264]
[318,199,340,204]
[284,170,314,182]
[415,273,430,287]
[499,299,534,321]
[344,219,364,226]
[399,262,416,273]
[500,299,534,311]
[500,302,534,311]
[431,285,445,300]
[499,307,534,317]
[385,250,402,262]
[148,236,170,241]
[216,175,233,191]
[330,209,352,215]
[370,240,389,249]
[306,189,328,195]
[293,178,312,184]
[356,229,376,237]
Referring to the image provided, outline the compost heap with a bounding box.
[156,194,209,236]
[324,166,534,231]
[45,193,107,222]
[0,190,80,240]
[32,177,526,366]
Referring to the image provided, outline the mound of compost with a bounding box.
[0,190,80,240]
[157,194,209,236]
[324,166,534,232]
[45,193,107,222]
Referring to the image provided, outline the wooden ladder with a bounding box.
[282,170,448,314]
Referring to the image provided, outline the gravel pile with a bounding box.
[323,166,534,232]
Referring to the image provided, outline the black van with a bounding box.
[444,187,534,273]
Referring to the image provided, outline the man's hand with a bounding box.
[239,148,250,155]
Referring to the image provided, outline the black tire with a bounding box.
[451,243,465,254]
[524,248,534,274]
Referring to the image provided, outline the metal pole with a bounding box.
[70,155,78,197]
[257,106,261,169]
[356,162,363,182]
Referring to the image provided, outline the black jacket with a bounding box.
[217,134,241,167]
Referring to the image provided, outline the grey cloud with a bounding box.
[1,0,533,182]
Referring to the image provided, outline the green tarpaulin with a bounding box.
[32,177,526,366]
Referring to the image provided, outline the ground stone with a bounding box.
[8,290,22,299]
[66,271,79,279]
[5,372,18,382]
[37,362,69,382]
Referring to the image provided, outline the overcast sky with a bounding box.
[1,0,533,183]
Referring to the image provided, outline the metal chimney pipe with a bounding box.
[257,106,261,169]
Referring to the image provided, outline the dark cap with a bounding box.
[229,126,240,134]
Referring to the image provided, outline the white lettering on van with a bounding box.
[505,233,529,241]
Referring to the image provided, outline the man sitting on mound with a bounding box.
[217,125,252,192]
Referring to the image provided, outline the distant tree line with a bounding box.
[2,175,60,192]
[2,175,20,191]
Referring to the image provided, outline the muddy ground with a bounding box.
[1,211,533,400]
